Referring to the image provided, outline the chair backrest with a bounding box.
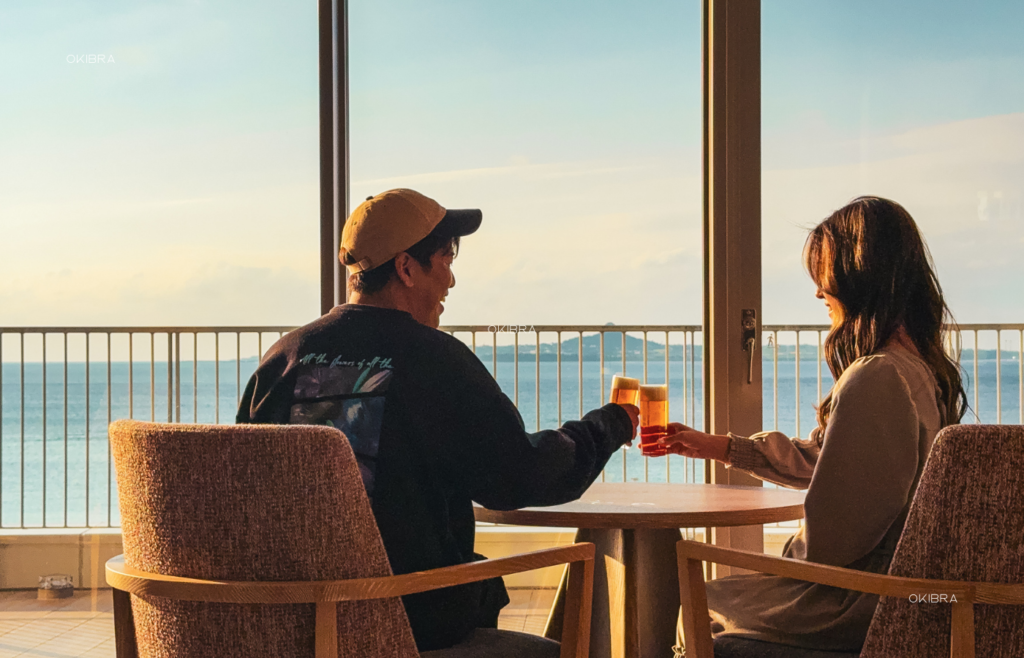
[861,424,1024,657]
[110,420,418,657]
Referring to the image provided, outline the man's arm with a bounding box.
[410,336,633,510]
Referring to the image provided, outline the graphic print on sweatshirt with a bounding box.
[289,354,394,497]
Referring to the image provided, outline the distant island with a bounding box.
[465,333,1016,363]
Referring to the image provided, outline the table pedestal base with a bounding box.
[545,527,683,658]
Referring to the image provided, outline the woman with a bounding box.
[662,196,967,652]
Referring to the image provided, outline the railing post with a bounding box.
[42,333,47,526]
[0,330,4,527]
[175,332,181,423]
[166,333,173,423]
[86,332,91,527]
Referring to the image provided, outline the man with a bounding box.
[237,188,637,651]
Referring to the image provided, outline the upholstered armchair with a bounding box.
[106,420,593,658]
[677,424,1024,658]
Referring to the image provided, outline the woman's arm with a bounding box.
[727,431,821,489]
[658,425,821,489]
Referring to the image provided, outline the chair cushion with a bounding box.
[419,629,560,658]
[714,636,859,658]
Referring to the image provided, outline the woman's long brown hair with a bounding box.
[804,196,967,429]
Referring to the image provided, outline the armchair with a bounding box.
[677,424,1024,658]
[107,420,593,658]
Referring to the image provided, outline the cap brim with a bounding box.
[436,208,482,237]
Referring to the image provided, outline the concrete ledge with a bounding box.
[475,528,579,588]
[0,529,123,589]
[0,525,798,590]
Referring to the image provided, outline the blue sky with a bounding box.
[1,0,1022,334]
[764,1,1024,140]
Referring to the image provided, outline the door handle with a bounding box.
[742,309,757,384]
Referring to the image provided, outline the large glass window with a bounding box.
[350,0,701,326]
[0,1,319,526]
[762,1,1024,431]
[0,1,320,327]
[350,0,703,482]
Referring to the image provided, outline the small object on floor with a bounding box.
[38,573,74,600]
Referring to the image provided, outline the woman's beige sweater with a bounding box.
[704,345,943,651]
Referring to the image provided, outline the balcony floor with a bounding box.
[0,588,555,656]
[0,590,114,657]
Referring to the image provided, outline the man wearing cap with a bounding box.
[237,189,637,653]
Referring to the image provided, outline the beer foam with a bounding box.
[611,375,640,389]
[639,384,668,401]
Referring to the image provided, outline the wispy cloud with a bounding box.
[762,112,1024,322]
[355,160,649,188]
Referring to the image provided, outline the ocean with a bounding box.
[1,352,1019,528]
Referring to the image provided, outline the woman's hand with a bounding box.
[657,423,731,463]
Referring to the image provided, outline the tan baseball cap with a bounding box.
[339,188,482,272]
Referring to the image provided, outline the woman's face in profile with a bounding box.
[815,288,844,327]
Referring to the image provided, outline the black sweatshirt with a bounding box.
[237,304,632,651]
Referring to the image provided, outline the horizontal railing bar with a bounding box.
[4,324,1021,336]
[0,327,296,334]
[945,323,1024,331]
[7,323,1019,335]
[765,324,1024,332]
[441,325,702,333]
[761,324,831,332]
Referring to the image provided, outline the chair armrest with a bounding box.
[108,543,595,658]
[106,542,594,603]
[676,539,1024,658]
[677,540,1024,603]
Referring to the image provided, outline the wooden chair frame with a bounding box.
[676,539,1024,658]
[107,542,595,658]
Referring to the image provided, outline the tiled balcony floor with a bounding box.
[0,590,114,658]
[0,588,556,657]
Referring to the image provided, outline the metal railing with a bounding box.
[0,327,292,529]
[1,323,1021,528]
[442,325,705,488]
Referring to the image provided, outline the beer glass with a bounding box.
[639,384,669,456]
[609,375,640,406]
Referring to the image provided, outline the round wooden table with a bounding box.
[475,483,806,658]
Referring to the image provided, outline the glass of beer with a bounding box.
[639,384,669,456]
[609,375,640,406]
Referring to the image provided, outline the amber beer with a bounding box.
[639,384,669,456]
[609,375,640,406]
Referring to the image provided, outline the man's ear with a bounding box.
[393,252,417,288]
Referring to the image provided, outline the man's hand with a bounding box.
[618,404,640,447]
[657,423,731,462]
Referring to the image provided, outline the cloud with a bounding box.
[763,112,1024,323]
[0,262,318,327]
[355,160,643,188]
[360,156,704,326]
[4,113,1022,328]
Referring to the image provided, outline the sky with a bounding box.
[1,0,1022,335]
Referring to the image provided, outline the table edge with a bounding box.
[474,503,805,529]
